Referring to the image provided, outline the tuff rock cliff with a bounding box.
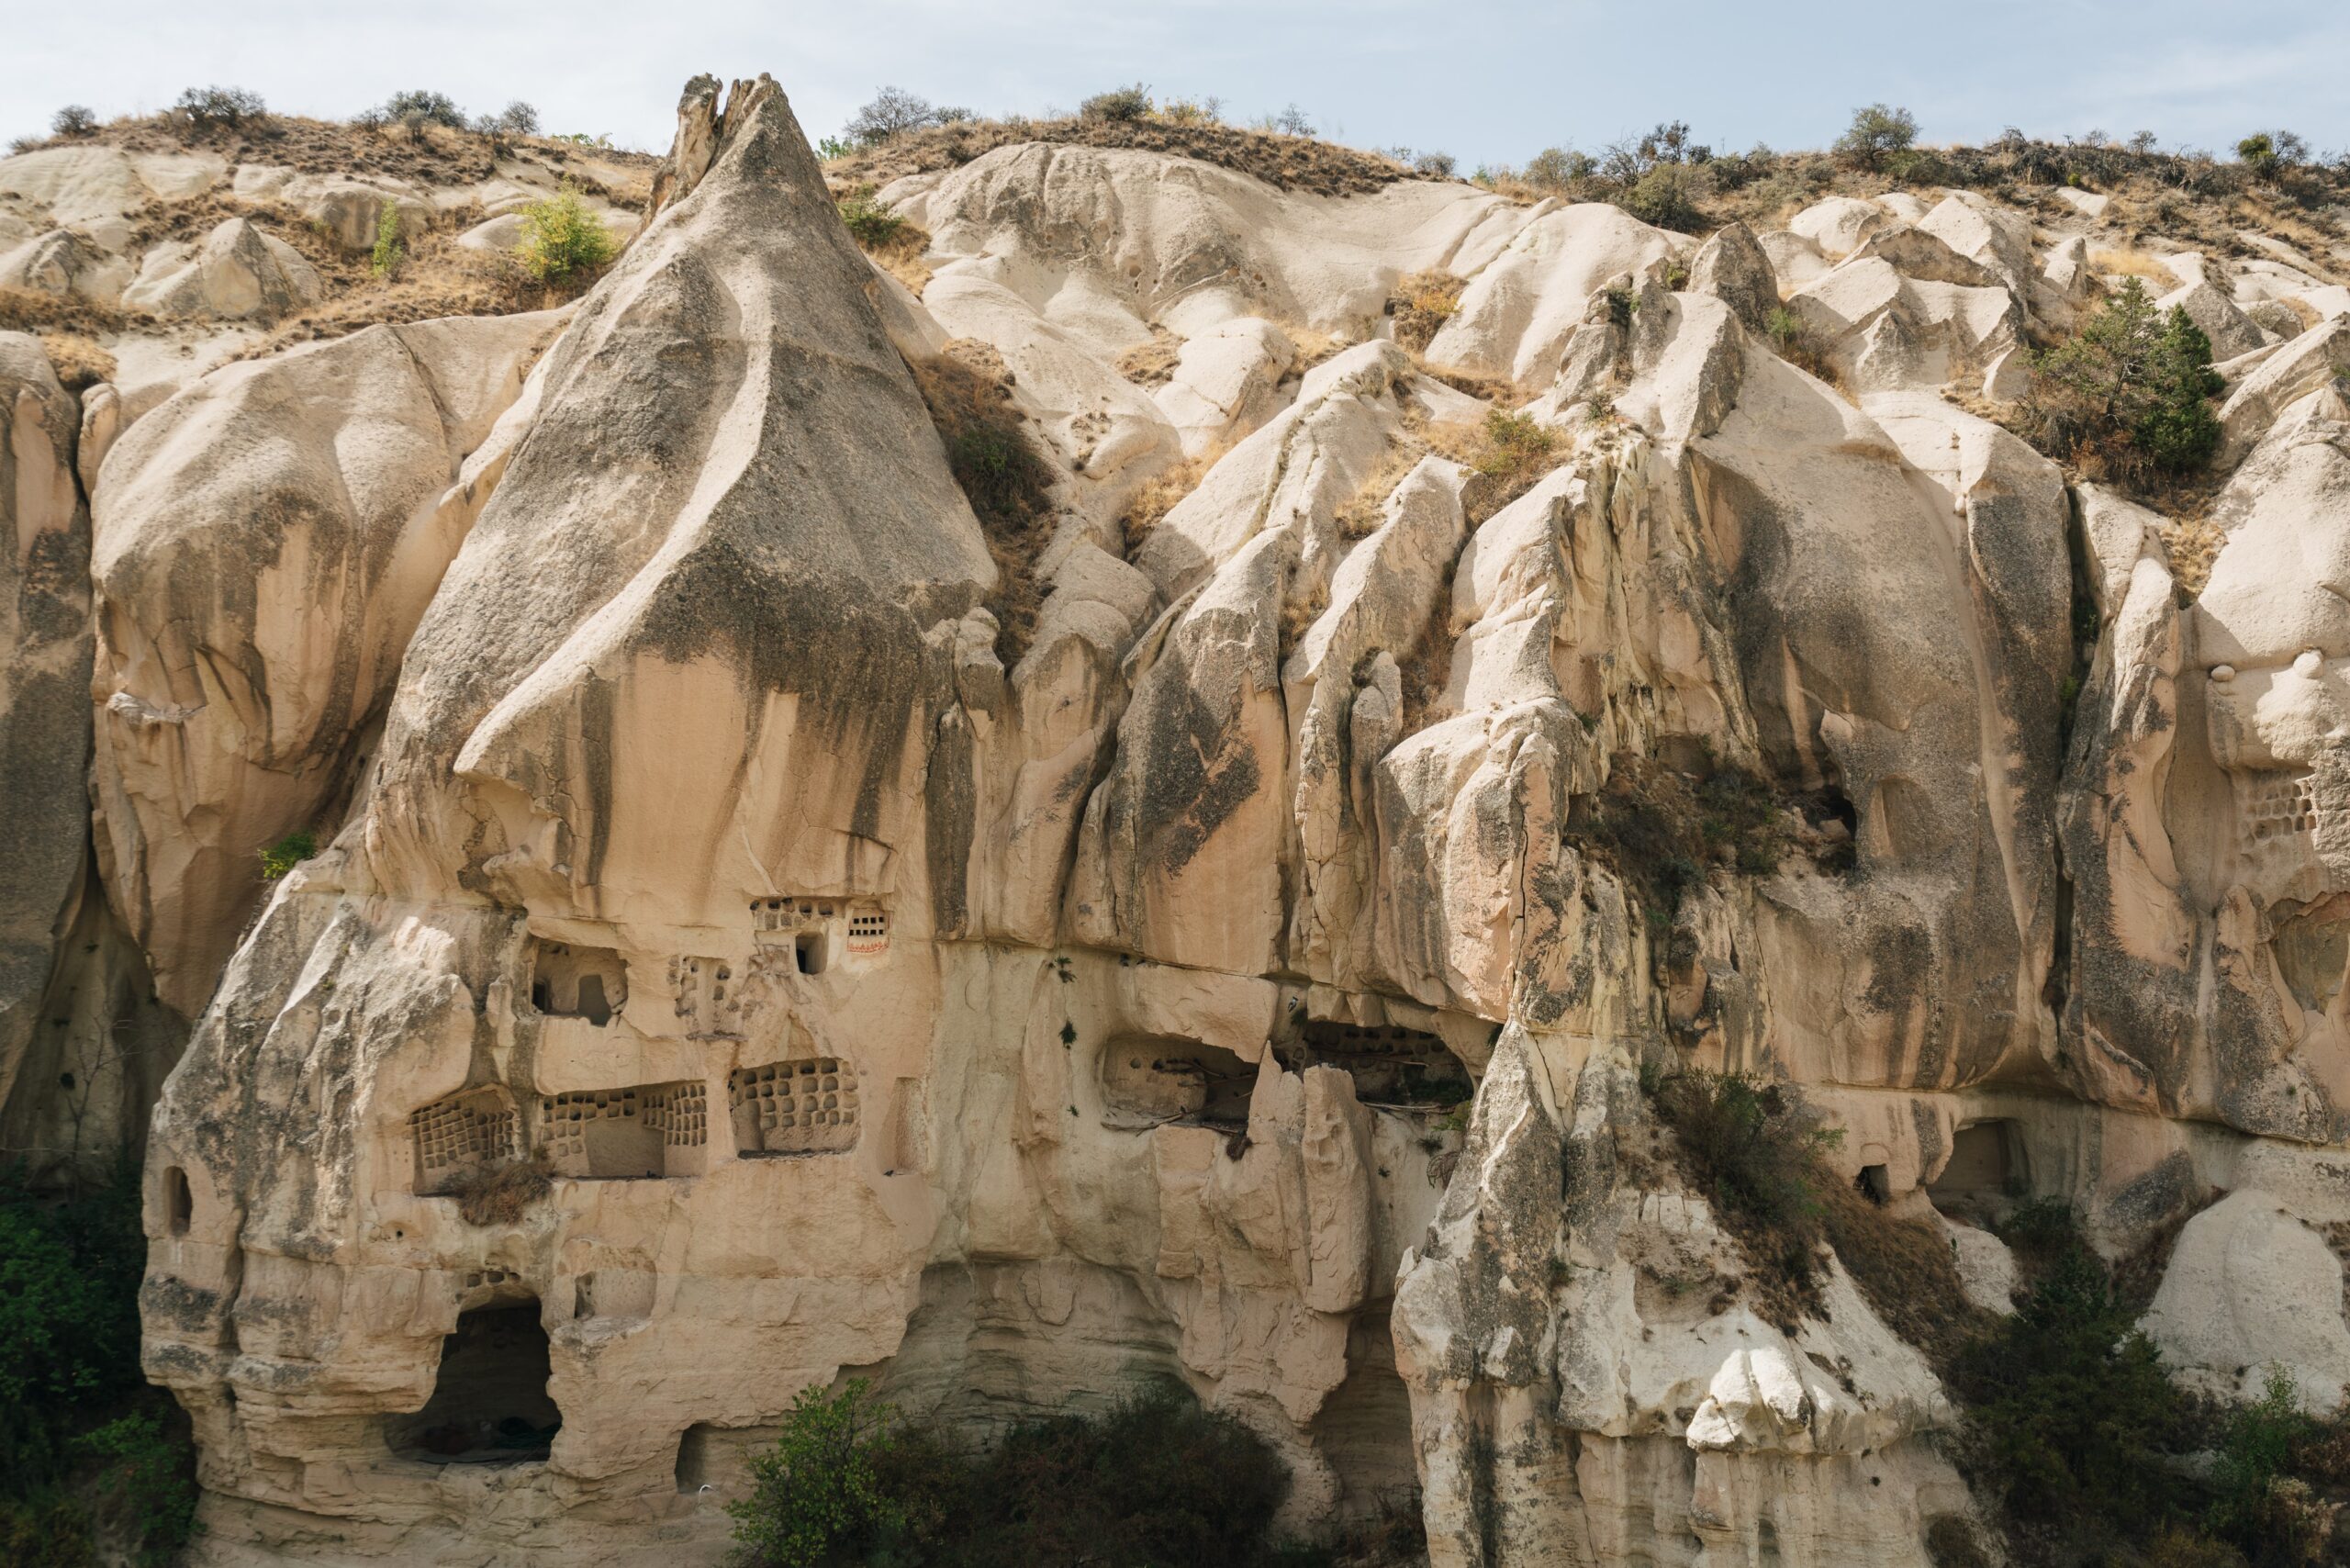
[4,72,2350,1566]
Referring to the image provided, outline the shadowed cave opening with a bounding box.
[393,1304,563,1464]
[1293,1021,1470,1109]
[1929,1119,2027,1225]
[530,942,627,1025]
[162,1166,192,1235]
[1100,1035,1257,1127]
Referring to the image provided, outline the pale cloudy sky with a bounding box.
[9,0,2347,167]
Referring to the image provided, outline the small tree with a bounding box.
[513,184,619,287]
[844,85,937,146]
[1080,84,1152,122]
[369,200,403,280]
[1834,102,1919,170]
[172,85,264,132]
[1413,151,1458,178]
[728,1380,907,1568]
[50,105,97,139]
[495,100,539,137]
[1524,145,1595,191]
[1273,103,1315,137]
[380,89,465,129]
[2025,277,2223,482]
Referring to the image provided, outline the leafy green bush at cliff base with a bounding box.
[730,1380,1304,1568]
[0,1162,198,1566]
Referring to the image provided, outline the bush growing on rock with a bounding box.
[1834,102,1919,170]
[2021,276,2223,485]
[1412,151,1457,178]
[49,106,96,139]
[513,184,619,288]
[1080,84,1153,122]
[378,89,465,129]
[171,84,265,133]
[1617,163,1707,231]
[258,829,317,879]
[369,200,403,280]
[845,85,941,146]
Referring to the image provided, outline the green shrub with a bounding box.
[2022,277,2223,485]
[79,1412,199,1568]
[835,187,906,248]
[514,185,620,287]
[369,199,403,280]
[1081,84,1153,122]
[1834,103,1919,170]
[1763,305,1836,382]
[1617,164,1707,231]
[171,85,264,132]
[1523,146,1596,191]
[730,1383,1297,1568]
[1948,1243,2190,1557]
[258,829,316,880]
[0,1163,196,1566]
[729,1380,908,1568]
[379,89,465,129]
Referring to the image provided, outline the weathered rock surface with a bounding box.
[0,69,2341,1568]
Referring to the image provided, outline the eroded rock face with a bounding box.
[0,71,2315,1568]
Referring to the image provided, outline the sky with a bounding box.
[8,0,2348,169]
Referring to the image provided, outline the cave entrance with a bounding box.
[1100,1036,1257,1128]
[1929,1120,2025,1221]
[530,943,627,1025]
[394,1304,562,1464]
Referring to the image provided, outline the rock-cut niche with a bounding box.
[531,942,628,1025]
[1099,1036,1255,1127]
[390,1303,562,1464]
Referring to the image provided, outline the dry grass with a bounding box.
[37,332,115,390]
[1335,443,1427,540]
[241,236,554,355]
[1387,269,1463,353]
[2161,508,2227,597]
[2089,247,2182,286]
[1408,353,1518,405]
[1276,575,1329,662]
[910,340,1058,664]
[1281,323,1343,370]
[1114,327,1183,387]
[836,186,934,297]
[1420,407,1566,524]
[445,1155,553,1226]
[1117,448,1216,555]
[823,114,1405,198]
[1821,1180,1986,1367]
[17,111,652,204]
[0,285,138,339]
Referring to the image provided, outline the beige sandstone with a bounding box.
[0,67,2342,1568]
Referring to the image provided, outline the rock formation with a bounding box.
[1,68,2347,1566]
